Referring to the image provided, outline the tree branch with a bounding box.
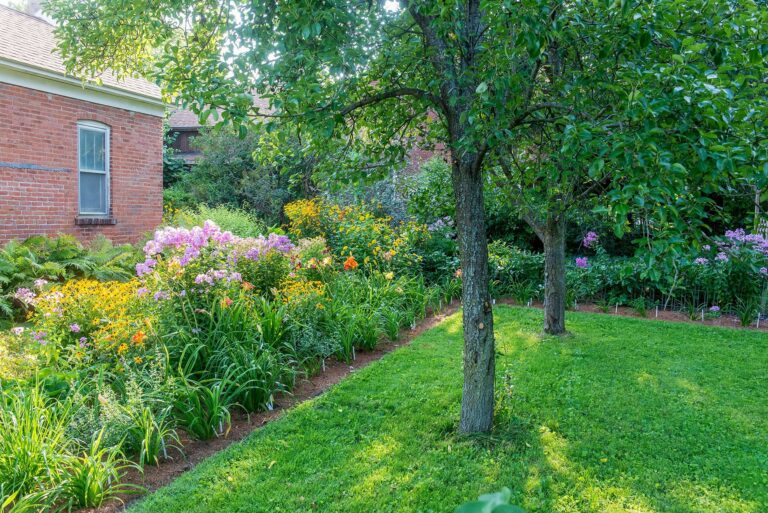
[339,87,440,116]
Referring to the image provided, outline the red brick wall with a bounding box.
[0,83,163,244]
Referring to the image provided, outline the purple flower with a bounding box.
[137,287,150,297]
[13,288,36,304]
[760,267,768,275]
[79,337,88,348]
[135,258,157,277]
[32,330,47,345]
[33,278,49,289]
[575,257,589,268]
[694,257,708,265]
[702,244,711,251]
[11,327,24,336]
[709,305,720,312]
[583,231,599,248]
[195,274,213,285]
[243,233,295,261]
[715,252,729,262]
[179,289,187,297]
[153,291,169,301]
[69,323,81,333]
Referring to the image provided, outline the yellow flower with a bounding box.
[117,343,129,355]
[384,272,395,281]
[134,356,143,364]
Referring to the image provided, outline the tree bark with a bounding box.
[453,156,495,434]
[542,216,567,335]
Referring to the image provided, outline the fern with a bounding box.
[0,234,141,319]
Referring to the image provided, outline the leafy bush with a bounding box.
[162,127,314,225]
[487,241,543,300]
[401,157,537,248]
[166,204,268,238]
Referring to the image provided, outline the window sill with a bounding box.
[75,216,117,226]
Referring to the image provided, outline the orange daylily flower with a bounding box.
[343,255,359,271]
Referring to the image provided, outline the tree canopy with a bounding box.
[47,0,768,429]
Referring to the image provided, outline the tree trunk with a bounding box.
[542,216,567,335]
[453,157,495,434]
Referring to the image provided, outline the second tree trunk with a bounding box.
[543,217,567,335]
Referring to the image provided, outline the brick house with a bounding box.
[0,5,165,244]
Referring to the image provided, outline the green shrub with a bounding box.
[0,385,73,499]
[60,431,138,509]
[170,204,268,237]
[172,380,233,441]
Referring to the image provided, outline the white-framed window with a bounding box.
[77,121,110,215]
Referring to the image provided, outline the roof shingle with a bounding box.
[0,5,161,99]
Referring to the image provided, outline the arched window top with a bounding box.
[77,120,111,130]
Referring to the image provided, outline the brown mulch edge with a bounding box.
[87,300,462,513]
[495,298,768,331]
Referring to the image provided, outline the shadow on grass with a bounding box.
[127,306,767,513]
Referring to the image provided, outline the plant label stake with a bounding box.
[321,358,326,372]
[701,309,705,322]
[757,315,761,329]
[615,303,619,314]
[655,306,658,318]
[352,346,356,360]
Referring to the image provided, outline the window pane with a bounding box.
[79,128,105,171]
[80,172,106,213]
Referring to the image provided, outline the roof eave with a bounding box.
[0,58,165,116]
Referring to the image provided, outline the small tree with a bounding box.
[487,0,768,334]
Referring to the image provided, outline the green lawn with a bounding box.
[127,306,768,513]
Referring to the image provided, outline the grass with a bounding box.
[127,306,768,513]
